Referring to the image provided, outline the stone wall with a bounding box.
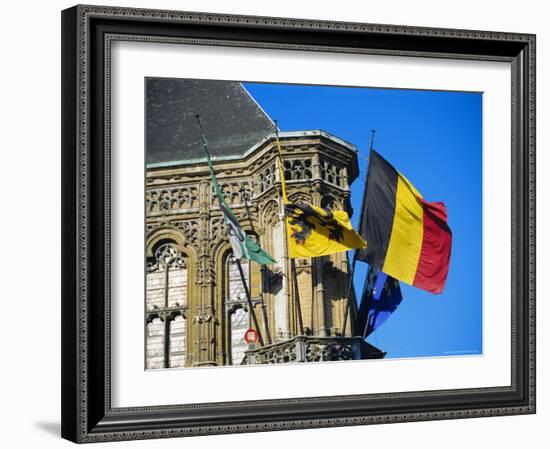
[145,132,359,368]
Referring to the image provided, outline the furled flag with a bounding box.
[357,266,403,337]
[197,116,276,265]
[275,133,366,258]
[356,150,452,294]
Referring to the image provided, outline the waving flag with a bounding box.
[356,150,452,294]
[197,116,276,265]
[357,267,403,337]
[275,133,366,258]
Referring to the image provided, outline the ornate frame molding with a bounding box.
[61,4,536,443]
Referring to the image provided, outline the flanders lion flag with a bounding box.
[274,133,366,258]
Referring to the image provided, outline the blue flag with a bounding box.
[357,266,403,337]
[373,271,388,300]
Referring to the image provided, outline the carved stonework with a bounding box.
[209,213,250,247]
[211,180,252,206]
[258,163,276,194]
[196,257,215,284]
[288,192,312,205]
[146,219,199,248]
[305,341,355,361]
[283,158,312,181]
[320,159,343,187]
[147,174,185,185]
[146,185,199,213]
[321,195,340,211]
[173,219,200,247]
[209,216,226,244]
[243,336,383,364]
[193,313,213,324]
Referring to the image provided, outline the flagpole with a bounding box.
[341,254,356,335]
[361,279,375,339]
[196,114,272,349]
[259,291,273,344]
[274,122,305,336]
[242,182,273,345]
[235,258,265,347]
[342,129,376,336]
[290,259,305,335]
[360,264,376,340]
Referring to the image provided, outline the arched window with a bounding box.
[145,242,188,369]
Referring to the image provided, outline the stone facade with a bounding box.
[145,130,361,368]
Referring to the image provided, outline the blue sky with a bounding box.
[244,82,483,359]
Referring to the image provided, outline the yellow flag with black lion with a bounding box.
[274,132,367,258]
[285,202,367,258]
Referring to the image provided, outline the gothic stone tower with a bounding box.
[145,79,363,369]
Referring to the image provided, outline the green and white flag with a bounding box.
[197,117,276,265]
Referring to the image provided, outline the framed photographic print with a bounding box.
[61,4,536,443]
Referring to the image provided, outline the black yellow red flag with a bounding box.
[356,150,452,294]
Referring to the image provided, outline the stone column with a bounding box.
[341,166,349,189]
[193,178,217,366]
[312,152,321,181]
[311,182,327,336]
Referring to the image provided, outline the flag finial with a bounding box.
[369,129,376,152]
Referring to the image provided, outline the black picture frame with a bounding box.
[61,4,536,443]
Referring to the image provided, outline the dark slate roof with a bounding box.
[146,78,275,164]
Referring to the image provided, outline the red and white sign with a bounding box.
[243,328,258,344]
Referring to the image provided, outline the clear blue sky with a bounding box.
[244,82,482,359]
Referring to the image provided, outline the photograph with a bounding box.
[144,77,477,369]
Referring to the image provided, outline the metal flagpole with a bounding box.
[361,299,371,339]
[274,122,305,336]
[361,265,378,340]
[290,259,305,335]
[235,258,265,347]
[195,114,266,347]
[259,293,273,344]
[259,265,273,344]
[342,130,376,336]
[341,254,356,335]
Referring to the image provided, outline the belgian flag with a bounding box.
[356,150,452,294]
